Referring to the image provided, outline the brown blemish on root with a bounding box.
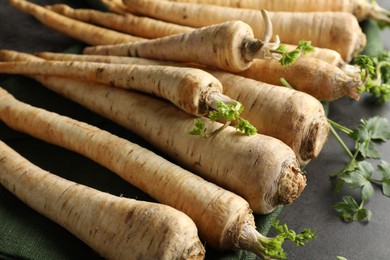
[299,114,330,163]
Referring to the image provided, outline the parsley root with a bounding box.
[160,0,390,23]
[0,87,305,257]
[122,0,367,61]
[0,138,205,259]
[37,50,361,96]
[0,60,248,126]
[82,17,282,72]
[46,4,194,39]
[236,57,362,101]
[9,0,144,45]
[282,44,362,79]
[208,71,330,164]
[32,51,329,164]
[0,50,307,215]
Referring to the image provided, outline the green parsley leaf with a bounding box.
[339,161,375,201]
[348,121,369,142]
[377,161,390,197]
[371,51,390,82]
[261,234,287,259]
[358,141,381,159]
[271,220,317,246]
[358,52,390,103]
[235,118,257,135]
[354,55,375,74]
[332,196,372,222]
[277,40,314,66]
[188,118,207,138]
[329,116,390,222]
[257,220,316,259]
[296,40,315,54]
[348,117,390,159]
[366,116,390,141]
[294,228,317,247]
[208,101,243,122]
[278,49,300,66]
[208,101,257,136]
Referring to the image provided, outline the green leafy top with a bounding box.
[348,116,390,158]
[332,195,372,223]
[257,220,316,259]
[275,40,315,66]
[378,161,390,197]
[355,53,390,103]
[188,101,257,138]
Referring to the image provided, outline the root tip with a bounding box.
[277,163,307,205]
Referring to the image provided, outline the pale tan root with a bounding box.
[39,37,360,79]
[0,60,230,116]
[352,0,390,22]
[8,0,144,45]
[101,0,129,14]
[283,44,344,66]
[0,77,302,255]
[83,19,279,72]
[0,85,255,253]
[237,57,362,101]
[207,71,330,165]
[43,1,361,71]
[46,4,194,39]
[268,11,367,62]
[123,0,265,29]
[0,49,306,215]
[33,51,329,164]
[38,77,307,214]
[123,0,367,61]
[283,45,362,78]
[0,138,204,260]
[162,0,339,10]
[36,52,169,65]
[159,0,390,22]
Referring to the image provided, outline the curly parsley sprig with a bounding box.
[355,53,390,103]
[257,220,316,259]
[188,101,257,138]
[272,40,315,66]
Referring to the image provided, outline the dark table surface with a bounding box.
[0,1,389,260]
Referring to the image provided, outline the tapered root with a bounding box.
[0,135,206,260]
[354,1,390,23]
[243,9,281,62]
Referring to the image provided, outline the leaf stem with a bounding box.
[328,122,354,159]
[328,118,353,136]
[189,93,257,137]
[280,78,293,89]
[376,61,390,82]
